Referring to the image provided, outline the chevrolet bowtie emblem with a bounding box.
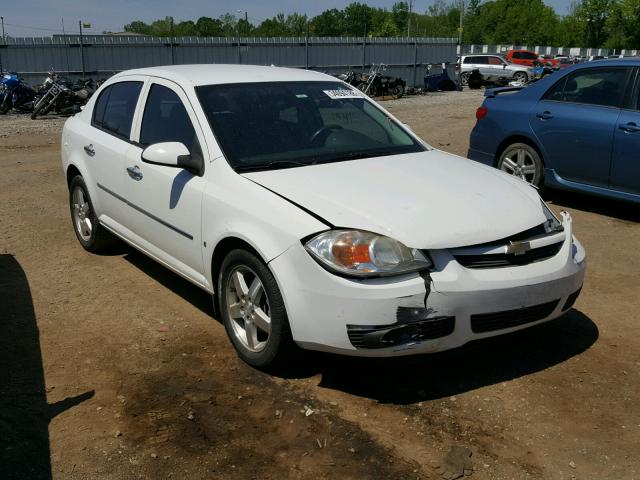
[506,241,531,256]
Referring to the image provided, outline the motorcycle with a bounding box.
[0,72,37,114]
[31,72,95,119]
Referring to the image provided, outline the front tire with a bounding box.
[218,249,297,369]
[513,71,528,84]
[497,142,544,187]
[69,175,115,252]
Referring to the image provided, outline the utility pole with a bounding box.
[458,0,465,56]
[407,0,413,38]
[78,20,85,79]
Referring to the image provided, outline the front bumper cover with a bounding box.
[269,212,586,357]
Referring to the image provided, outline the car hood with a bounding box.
[242,150,546,249]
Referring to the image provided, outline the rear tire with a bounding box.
[218,249,297,369]
[69,175,116,252]
[460,72,470,86]
[513,71,528,84]
[497,142,544,188]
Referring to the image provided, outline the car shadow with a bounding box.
[545,188,640,223]
[275,310,598,405]
[0,254,94,480]
[122,248,214,318]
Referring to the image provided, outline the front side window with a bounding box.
[196,81,424,171]
[488,56,504,65]
[139,84,198,154]
[92,81,142,139]
[544,68,629,107]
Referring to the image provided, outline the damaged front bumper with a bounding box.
[270,213,586,357]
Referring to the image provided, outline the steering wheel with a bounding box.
[310,124,344,146]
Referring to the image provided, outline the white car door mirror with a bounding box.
[141,142,189,167]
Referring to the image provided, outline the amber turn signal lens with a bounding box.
[332,240,371,267]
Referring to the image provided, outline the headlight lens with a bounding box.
[541,201,564,234]
[304,230,431,278]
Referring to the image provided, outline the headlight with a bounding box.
[304,230,431,278]
[541,201,563,234]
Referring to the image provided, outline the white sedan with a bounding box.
[62,65,586,368]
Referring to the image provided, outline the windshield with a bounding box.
[196,81,425,171]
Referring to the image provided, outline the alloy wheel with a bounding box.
[72,186,92,241]
[225,266,272,353]
[500,148,538,184]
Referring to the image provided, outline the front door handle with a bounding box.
[83,144,95,156]
[126,165,143,181]
[536,111,554,120]
[619,122,640,133]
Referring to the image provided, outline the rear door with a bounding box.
[86,79,144,229]
[610,68,640,194]
[121,78,208,283]
[529,66,630,187]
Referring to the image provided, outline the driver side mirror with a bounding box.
[502,64,507,69]
[141,142,202,175]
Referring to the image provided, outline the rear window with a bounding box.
[92,81,143,139]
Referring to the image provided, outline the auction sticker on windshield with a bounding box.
[323,89,363,99]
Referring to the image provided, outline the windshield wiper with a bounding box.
[234,160,311,172]
[313,150,399,165]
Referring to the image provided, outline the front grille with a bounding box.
[347,316,455,349]
[470,299,560,333]
[562,287,582,311]
[455,241,562,269]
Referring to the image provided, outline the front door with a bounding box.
[122,79,208,283]
[529,66,630,187]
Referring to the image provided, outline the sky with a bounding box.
[1,0,574,37]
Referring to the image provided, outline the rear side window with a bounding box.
[92,81,143,139]
[543,68,629,107]
[139,84,200,157]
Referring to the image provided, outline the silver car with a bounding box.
[459,54,531,85]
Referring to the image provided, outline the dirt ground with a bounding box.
[1,90,639,480]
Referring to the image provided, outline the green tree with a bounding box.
[195,17,225,37]
[310,9,345,36]
[123,20,152,35]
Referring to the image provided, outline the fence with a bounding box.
[0,35,458,87]
[462,44,639,57]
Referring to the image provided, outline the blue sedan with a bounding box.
[468,59,640,204]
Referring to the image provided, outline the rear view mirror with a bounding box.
[141,142,189,166]
[141,142,202,175]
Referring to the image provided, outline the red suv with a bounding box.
[505,50,559,67]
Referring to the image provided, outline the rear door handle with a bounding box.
[126,165,143,181]
[619,122,640,133]
[536,111,554,120]
[83,144,95,156]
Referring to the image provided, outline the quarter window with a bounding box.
[543,68,629,107]
[92,81,142,139]
[139,84,199,154]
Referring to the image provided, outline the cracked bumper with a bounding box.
[269,215,586,357]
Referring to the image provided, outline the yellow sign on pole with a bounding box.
[82,23,92,29]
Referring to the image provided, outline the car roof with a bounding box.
[112,64,337,87]
[574,58,640,67]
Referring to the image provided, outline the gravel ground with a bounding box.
[1,91,639,480]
